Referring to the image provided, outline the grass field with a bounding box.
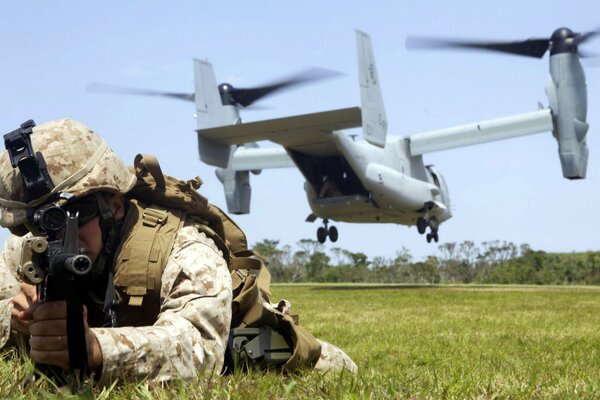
[1,284,600,399]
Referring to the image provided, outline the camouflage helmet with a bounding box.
[0,118,137,232]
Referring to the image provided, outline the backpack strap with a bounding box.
[214,206,248,252]
[230,250,271,299]
[113,199,185,306]
[134,154,165,189]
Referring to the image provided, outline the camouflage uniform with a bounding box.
[0,225,232,383]
[0,118,356,384]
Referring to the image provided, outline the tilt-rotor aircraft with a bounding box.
[91,28,596,244]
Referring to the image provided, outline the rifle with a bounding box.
[19,207,93,382]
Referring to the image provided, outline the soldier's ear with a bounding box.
[106,193,126,221]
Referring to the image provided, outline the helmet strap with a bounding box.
[94,193,114,224]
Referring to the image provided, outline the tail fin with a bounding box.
[194,59,238,167]
[356,30,388,147]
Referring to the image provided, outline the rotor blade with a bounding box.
[87,82,194,102]
[406,36,551,58]
[575,27,600,45]
[239,104,271,111]
[230,68,342,107]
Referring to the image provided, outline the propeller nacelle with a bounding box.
[547,43,589,179]
[551,27,579,55]
[218,83,237,106]
[406,25,597,179]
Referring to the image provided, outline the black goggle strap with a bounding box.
[93,192,114,224]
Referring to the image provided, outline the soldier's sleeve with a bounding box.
[91,226,232,385]
[0,234,26,349]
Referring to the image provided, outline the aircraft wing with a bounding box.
[197,107,362,157]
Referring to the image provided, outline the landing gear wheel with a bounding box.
[317,227,327,244]
[429,217,439,233]
[328,226,338,242]
[433,232,439,243]
[426,233,432,243]
[417,217,428,235]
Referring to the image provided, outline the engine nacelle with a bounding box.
[215,168,251,214]
[546,52,589,179]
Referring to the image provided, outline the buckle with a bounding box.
[142,207,168,227]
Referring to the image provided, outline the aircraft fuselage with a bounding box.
[293,134,452,226]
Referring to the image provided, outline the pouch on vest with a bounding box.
[225,255,322,373]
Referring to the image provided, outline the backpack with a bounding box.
[112,154,322,372]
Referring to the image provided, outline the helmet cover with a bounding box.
[0,118,136,230]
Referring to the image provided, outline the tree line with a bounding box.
[252,239,600,285]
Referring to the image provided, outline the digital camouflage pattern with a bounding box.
[0,118,137,230]
[0,235,22,349]
[92,226,232,384]
[315,339,358,373]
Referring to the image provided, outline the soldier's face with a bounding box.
[77,215,104,263]
[63,193,126,263]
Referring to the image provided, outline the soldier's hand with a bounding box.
[11,283,38,335]
[28,301,103,373]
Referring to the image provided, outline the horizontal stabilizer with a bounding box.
[197,107,362,157]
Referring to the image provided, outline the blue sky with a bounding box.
[1,1,598,261]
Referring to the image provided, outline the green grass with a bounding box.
[2,284,600,399]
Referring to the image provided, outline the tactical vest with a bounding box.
[110,154,322,372]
